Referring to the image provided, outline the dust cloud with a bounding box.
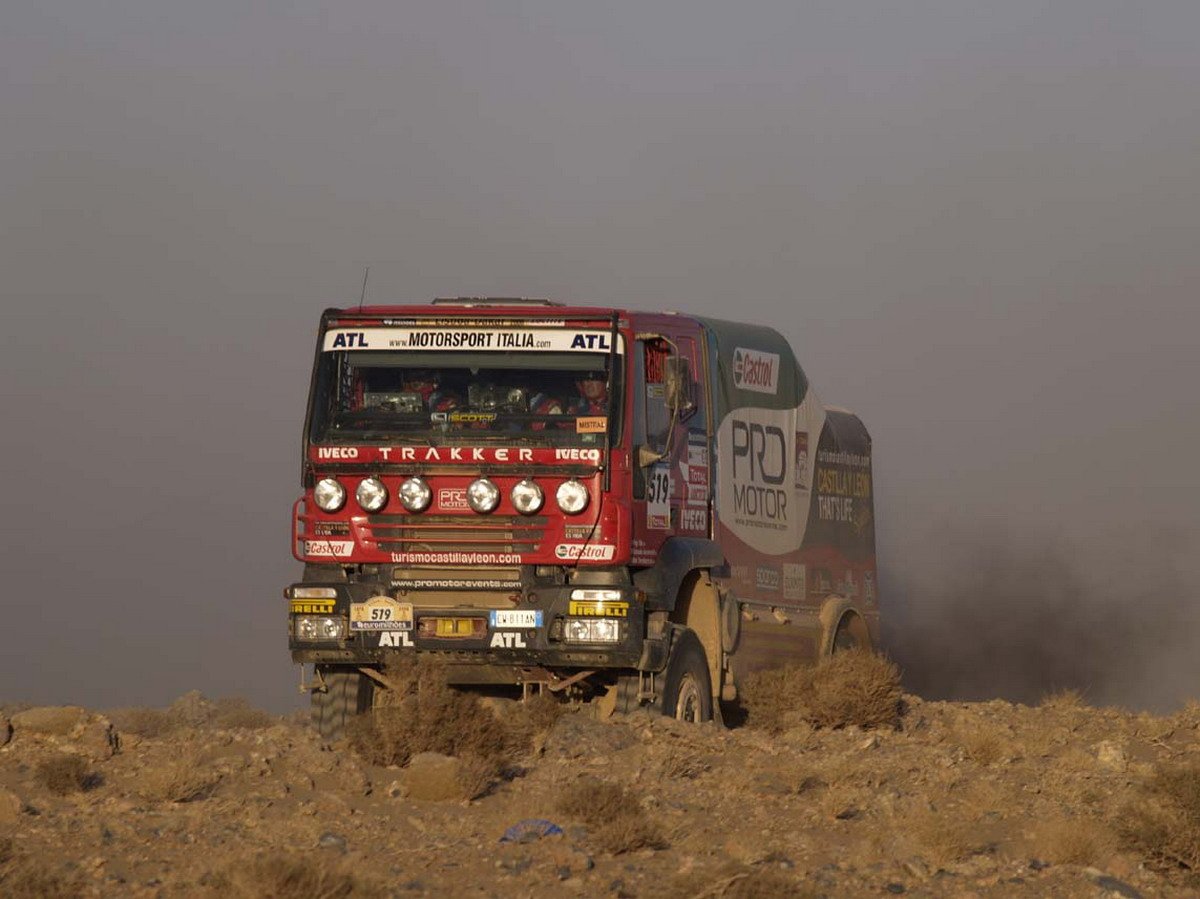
[883,522,1200,711]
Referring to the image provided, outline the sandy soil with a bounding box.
[2,688,1199,898]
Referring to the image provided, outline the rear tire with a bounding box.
[661,629,713,722]
[311,666,374,741]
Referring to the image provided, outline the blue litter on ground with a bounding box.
[499,819,565,843]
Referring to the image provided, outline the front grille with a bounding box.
[360,514,548,554]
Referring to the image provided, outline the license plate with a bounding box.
[349,596,413,631]
[489,610,543,629]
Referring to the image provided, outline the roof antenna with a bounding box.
[357,265,370,311]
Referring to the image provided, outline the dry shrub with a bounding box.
[741,651,901,733]
[0,841,87,899]
[348,659,561,799]
[1032,816,1115,866]
[106,696,274,737]
[669,864,818,899]
[217,852,383,899]
[1041,688,1085,709]
[350,659,507,765]
[556,779,665,854]
[106,706,175,738]
[140,750,220,803]
[1120,762,1200,871]
[212,697,276,730]
[955,726,1010,766]
[659,750,710,780]
[910,807,988,865]
[35,753,97,795]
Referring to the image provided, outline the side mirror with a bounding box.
[664,357,692,412]
[637,444,664,468]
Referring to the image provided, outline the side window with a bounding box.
[643,338,671,448]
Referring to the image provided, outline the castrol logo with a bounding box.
[732,348,779,395]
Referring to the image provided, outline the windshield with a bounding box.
[310,348,622,446]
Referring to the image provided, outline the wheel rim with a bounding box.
[674,673,703,722]
[834,628,860,653]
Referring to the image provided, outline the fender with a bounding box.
[816,595,875,656]
[632,537,726,612]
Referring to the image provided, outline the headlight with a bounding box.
[398,476,432,512]
[556,479,589,515]
[355,477,388,512]
[563,618,622,643]
[467,478,500,513]
[294,616,346,641]
[313,478,346,512]
[510,479,544,515]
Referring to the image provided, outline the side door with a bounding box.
[631,323,709,558]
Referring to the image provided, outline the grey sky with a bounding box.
[3,2,1198,710]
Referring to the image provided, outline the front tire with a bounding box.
[661,629,713,722]
[311,666,374,741]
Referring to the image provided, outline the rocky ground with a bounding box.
[3,676,1200,898]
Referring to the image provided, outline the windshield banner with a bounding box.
[322,328,624,353]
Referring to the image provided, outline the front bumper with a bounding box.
[286,581,649,670]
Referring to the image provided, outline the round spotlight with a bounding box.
[555,479,589,515]
[510,479,544,515]
[467,478,500,513]
[313,478,346,512]
[355,477,388,512]
[398,476,432,512]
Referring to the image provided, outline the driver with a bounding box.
[568,373,608,416]
[427,389,462,413]
[529,392,565,431]
[401,370,441,404]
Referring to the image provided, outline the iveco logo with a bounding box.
[732,348,780,394]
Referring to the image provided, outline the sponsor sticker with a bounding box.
[323,328,624,354]
[303,539,355,558]
[782,564,806,601]
[569,601,629,617]
[489,610,543,629]
[391,551,523,565]
[438,488,470,511]
[555,447,601,462]
[554,543,616,561]
[756,566,781,592]
[378,630,414,648]
[448,411,496,424]
[576,416,607,434]
[732,347,780,394]
[490,631,528,648]
[680,508,707,532]
[394,578,521,590]
[290,599,335,615]
[350,596,413,631]
[794,431,810,491]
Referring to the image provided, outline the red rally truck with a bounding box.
[288,299,878,738]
